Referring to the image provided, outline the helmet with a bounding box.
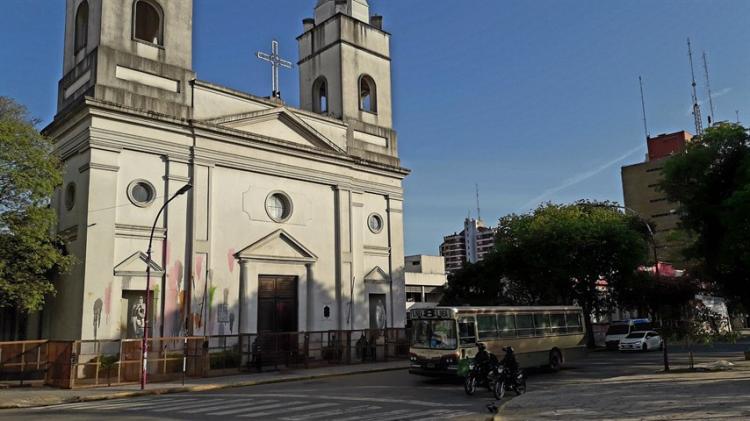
[477,342,486,351]
[503,346,514,353]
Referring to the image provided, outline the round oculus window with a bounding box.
[265,192,293,222]
[64,182,76,211]
[127,180,156,207]
[368,213,384,233]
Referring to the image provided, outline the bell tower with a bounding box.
[58,0,195,119]
[298,0,393,130]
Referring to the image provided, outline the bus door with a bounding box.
[458,316,477,359]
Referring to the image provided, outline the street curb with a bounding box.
[0,364,409,410]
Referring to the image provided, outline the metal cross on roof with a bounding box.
[256,39,293,99]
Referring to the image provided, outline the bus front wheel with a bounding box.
[549,349,563,372]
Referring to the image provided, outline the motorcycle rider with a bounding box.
[474,342,495,381]
[500,346,520,386]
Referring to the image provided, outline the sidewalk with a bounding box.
[0,361,408,410]
[497,356,750,420]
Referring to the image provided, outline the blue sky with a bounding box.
[1,0,749,255]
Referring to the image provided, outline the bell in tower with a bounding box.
[58,0,195,119]
[298,0,393,131]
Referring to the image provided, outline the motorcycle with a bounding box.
[464,355,500,395]
[491,364,527,400]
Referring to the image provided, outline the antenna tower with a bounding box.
[687,38,704,136]
[639,76,650,139]
[475,184,481,221]
[702,51,716,126]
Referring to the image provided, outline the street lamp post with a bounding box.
[589,203,669,371]
[141,183,192,390]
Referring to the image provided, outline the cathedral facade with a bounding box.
[42,0,407,340]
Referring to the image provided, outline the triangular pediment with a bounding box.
[209,107,345,154]
[235,229,318,263]
[364,266,390,284]
[114,251,165,276]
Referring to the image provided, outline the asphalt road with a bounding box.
[1,341,747,421]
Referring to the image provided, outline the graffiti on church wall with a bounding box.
[104,281,112,324]
[93,298,103,340]
[227,248,236,273]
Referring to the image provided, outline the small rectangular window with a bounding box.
[477,315,498,340]
[534,313,551,336]
[566,313,583,333]
[497,314,516,338]
[515,314,534,337]
[550,313,567,335]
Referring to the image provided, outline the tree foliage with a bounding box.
[442,201,654,347]
[661,123,750,311]
[0,97,72,312]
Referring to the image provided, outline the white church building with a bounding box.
[41,0,408,340]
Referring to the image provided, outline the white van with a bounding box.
[604,319,652,349]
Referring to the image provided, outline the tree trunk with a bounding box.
[583,307,596,349]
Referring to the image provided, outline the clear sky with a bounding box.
[1,0,749,255]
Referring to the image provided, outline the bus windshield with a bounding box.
[411,319,458,350]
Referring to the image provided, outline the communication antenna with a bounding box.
[475,184,481,221]
[639,76,650,139]
[687,38,704,136]
[702,51,716,126]
[737,110,741,124]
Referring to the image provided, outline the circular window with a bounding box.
[64,183,76,211]
[265,191,293,223]
[127,180,156,207]
[368,213,384,234]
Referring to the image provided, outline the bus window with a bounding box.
[497,313,516,338]
[515,314,534,337]
[566,313,583,333]
[534,313,551,336]
[550,313,567,334]
[458,317,477,345]
[477,314,498,340]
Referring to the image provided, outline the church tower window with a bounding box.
[133,0,163,46]
[359,75,377,113]
[74,1,89,53]
[312,76,328,114]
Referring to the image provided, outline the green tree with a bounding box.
[661,123,750,313]
[0,97,72,313]
[495,201,651,347]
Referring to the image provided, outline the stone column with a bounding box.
[306,263,315,332]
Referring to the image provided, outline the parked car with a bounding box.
[618,330,663,352]
[605,319,652,349]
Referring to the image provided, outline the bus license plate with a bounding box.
[426,363,435,369]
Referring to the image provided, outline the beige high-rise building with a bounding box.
[621,131,691,266]
[439,218,497,273]
[32,0,409,341]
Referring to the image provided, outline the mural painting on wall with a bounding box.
[130,296,146,338]
[369,294,387,331]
